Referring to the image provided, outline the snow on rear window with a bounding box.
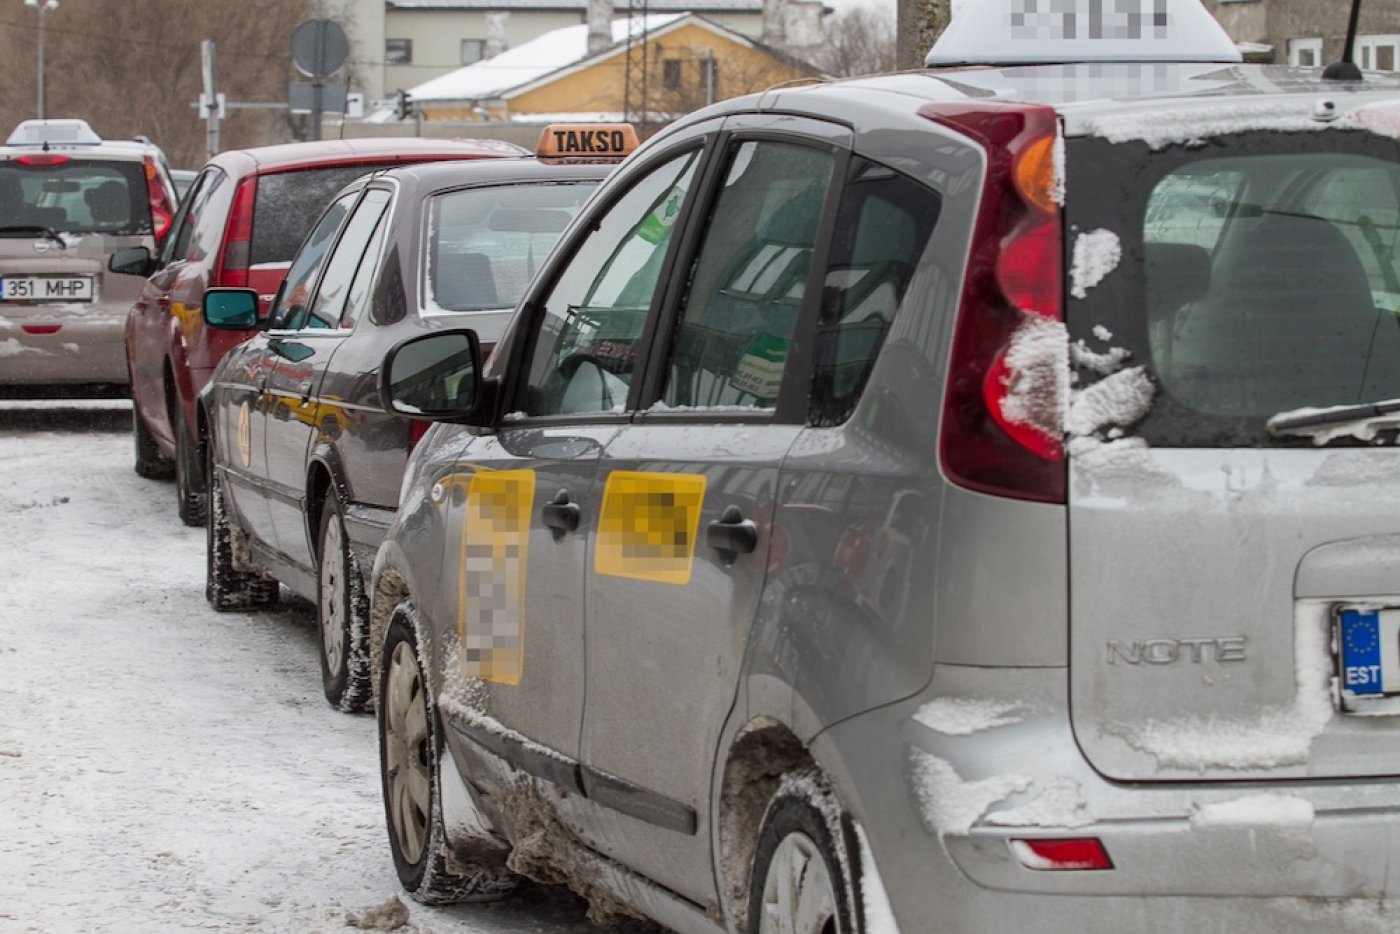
[251,166,376,265]
[1069,228,1120,299]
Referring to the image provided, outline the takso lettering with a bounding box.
[1105,637,1248,665]
[551,128,629,154]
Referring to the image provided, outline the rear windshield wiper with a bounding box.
[1267,398,1400,439]
[0,225,66,247]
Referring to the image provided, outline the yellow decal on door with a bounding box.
[236,401,252,469]
[595,470,706,585]
[459,469,535,685]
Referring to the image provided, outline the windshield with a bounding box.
[0,158,150,236]
[1067,130,1400,446]
[425,181,597,312]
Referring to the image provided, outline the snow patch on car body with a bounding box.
[1000,315,1069,439]
[1107,602,1334,771]
[984,776,1092,829]
[0,339,46,357]
[909,750,1031,837]
[913,697,1027,736]
[1190,793,1315,828]
[1069,228,1121,299]
[1066,365,1155,439]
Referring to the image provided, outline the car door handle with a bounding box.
[542,489,580,539]
[707,505,758,561]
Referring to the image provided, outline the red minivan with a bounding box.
[124,136,523,524]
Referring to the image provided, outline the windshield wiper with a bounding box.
[0,225,65,248]
[1267,398,1400,438]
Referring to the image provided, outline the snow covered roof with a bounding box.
[406,13,685,104]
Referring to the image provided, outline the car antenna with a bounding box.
[1323,0,1364,81]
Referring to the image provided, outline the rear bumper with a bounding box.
[0,310,128,386]
[817,665,1400,932]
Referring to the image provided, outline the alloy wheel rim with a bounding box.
[319,517,347,676]
[760,830,839,934]
[384,639,431,865]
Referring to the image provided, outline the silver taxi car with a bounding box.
[369,1,1400,930]
[0,118,177,396]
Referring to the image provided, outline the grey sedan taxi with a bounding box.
[365,0,1400,931]
[198,130,627,711]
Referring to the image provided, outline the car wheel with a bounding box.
[318,495,371,712]
[380,604,517,905]
[748,768,857,934]
[132,405,174,480]
[205,444,279,612]
[175,413,206,527]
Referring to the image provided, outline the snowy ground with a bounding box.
[0,401,614,933]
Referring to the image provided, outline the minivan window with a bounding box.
[0,159,148,235]
[662,140,835,410]
[1068,134,1400,445]
[252,166,375,265]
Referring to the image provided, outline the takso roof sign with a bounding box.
[926,0,1243,66]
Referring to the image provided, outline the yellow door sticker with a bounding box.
[459,469,535,684]
[595,470,707,585]
[236,401,252,469]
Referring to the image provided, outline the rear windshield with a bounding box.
[426,181,597,311]
[1066,130,1400,446]
[0,158,149,236]
[251,165,376,265]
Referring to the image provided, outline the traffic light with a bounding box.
[394,88,412,121]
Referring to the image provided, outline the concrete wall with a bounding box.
[1203,0,1400,66]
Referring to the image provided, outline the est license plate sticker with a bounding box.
[1337,607,1400,697]
[1,276,94,302]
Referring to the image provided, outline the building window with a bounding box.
[386,39,413,65]
[1359,35,1400,72]
[461,39,485,65]
[1288,37,1322,67]
[663,59,682,91]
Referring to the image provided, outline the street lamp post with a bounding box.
[25,0,59,120]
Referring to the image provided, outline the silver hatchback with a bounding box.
[368,2,1400,931]
[0,118,176,396]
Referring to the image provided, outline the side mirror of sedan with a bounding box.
[108,246,154,278]
[203,288,261,329]
[382,329,492,422]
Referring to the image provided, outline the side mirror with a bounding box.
[109,246,154,278]
[381,329,485,420]
[203,287,260,329]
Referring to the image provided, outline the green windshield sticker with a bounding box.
[730,332,789,400]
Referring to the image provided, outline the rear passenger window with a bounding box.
[661,140,835,410]
[811,160,941,426]
[305,189,391,329]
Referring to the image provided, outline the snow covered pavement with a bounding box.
[0,401,608,933]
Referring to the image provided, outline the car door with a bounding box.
[577,120,849,901]
[433,144,708,776]
[129,167,226,446]
[262,188,392,569]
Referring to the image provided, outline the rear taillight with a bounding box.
[214,176,256,290]
[1011,837,1113,871]
[926,102,1067,504]
[408,420,431,451]
[16,153,70,167]
[143,155,174,245]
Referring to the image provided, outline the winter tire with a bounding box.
[175,412,206,527]
[132,405,174,480]
[379,604,517,905]
[748,768,858,934]
[205,444,278,612]
[318,495,371,712]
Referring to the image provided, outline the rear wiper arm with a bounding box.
[1267,398,1400,437]
[0,225,65,247]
